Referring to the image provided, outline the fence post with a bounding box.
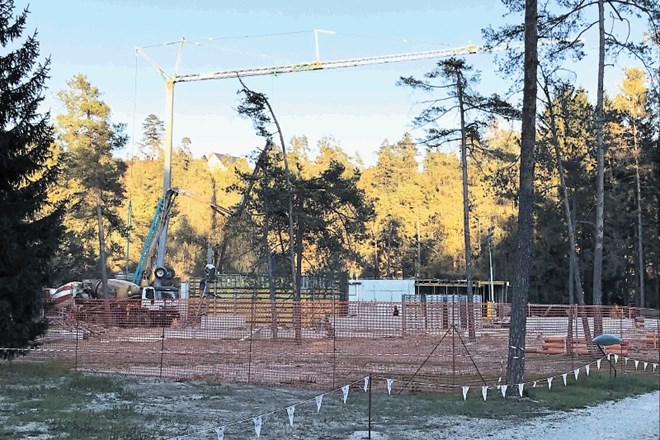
[75,309,79,371]
[159,326,165,378]
[368,373,372,440]
[332,295,336,388]
[247,291,256,384]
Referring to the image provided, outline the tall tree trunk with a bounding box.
[97,188,112,325]
[633,125,645,308]
[236,78,300,339]
[210,177,218,265]
[386,223,392,277]
[295,203,305,341]
[260,99,299,342]
[457,74,476,341]
[568,239,574,306]
[592,0,606,335]
[570,197,578,305]
[265,214,278,340]
[542,76,593,345]
[97,188,109,299]
[415,213,421,277]
[506,0,537,392]
[373,225,380,279]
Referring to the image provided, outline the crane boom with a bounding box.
[173,44,481,83]
[137,36,524,276]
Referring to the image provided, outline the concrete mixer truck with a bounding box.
[50,278,179,327]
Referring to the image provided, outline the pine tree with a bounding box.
[140,113,164,160]
[0,1,64,360]
[55,75,127,297]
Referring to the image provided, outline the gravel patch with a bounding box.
[475,391,660,440]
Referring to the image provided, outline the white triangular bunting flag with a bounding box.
[533,381,537,388]
[518,383,524,397]
[386,378,394,395]
[597,359,602,369]
[254,416,262,437]
[500,384,508,398]
[643,362,648,371]
[215,427,225,440]
[287,406,295,426]
[574,368,580,381]
[653,364,657,373]
[562,373,568,386]
[481,386,488,401]
[496,384,501,390]
[547,377,553,390]
[462,386,469,401]
[634,360,639,370]
[364,376,369,392]
[624,357,629,366]
[607,353,611,361]
[315,394,323,412]
[342,385,350,403]
[614,354,619,364]
[585,365,590,376]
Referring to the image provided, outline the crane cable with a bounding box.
[125,52,140,276]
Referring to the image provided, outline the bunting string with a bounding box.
[168,354,658,438]
[169,377,366,439]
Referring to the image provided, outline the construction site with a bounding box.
[27,292,660,394]
[27,35,659,397]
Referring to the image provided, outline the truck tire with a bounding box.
[165,268,175,280]
[154,267,167,279]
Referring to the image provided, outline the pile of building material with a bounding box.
[537,335,630,356]
[640,332,659,348]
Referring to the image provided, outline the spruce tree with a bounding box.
[0,1,64,360]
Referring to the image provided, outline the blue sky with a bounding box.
[17,0,651,166]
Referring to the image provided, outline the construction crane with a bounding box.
[132,187,232,287]
[136,32,513,281]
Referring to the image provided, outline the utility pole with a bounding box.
[487,225,495,303]
[416,213,421,279]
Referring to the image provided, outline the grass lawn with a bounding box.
[1,362,658,439]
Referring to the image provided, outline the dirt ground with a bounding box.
[9,376,656,440]
[10,307,656,439]
[39,304,659,395]
[141,383,660,439]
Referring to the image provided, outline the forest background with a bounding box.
[0,0,646,310]
[50,62,659,308]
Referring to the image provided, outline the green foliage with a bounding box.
[525,71,660,306]
[52,74,127,282]
[532,83,595,304]
[394,58,518,284]
[36,29,656,307]
[399,58,517,150]
[0,1,64,360]
[231,151,374,276]
[139,113,164,160]
[363,136,421,278]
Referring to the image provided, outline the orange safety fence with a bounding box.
[8,300,659,393]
